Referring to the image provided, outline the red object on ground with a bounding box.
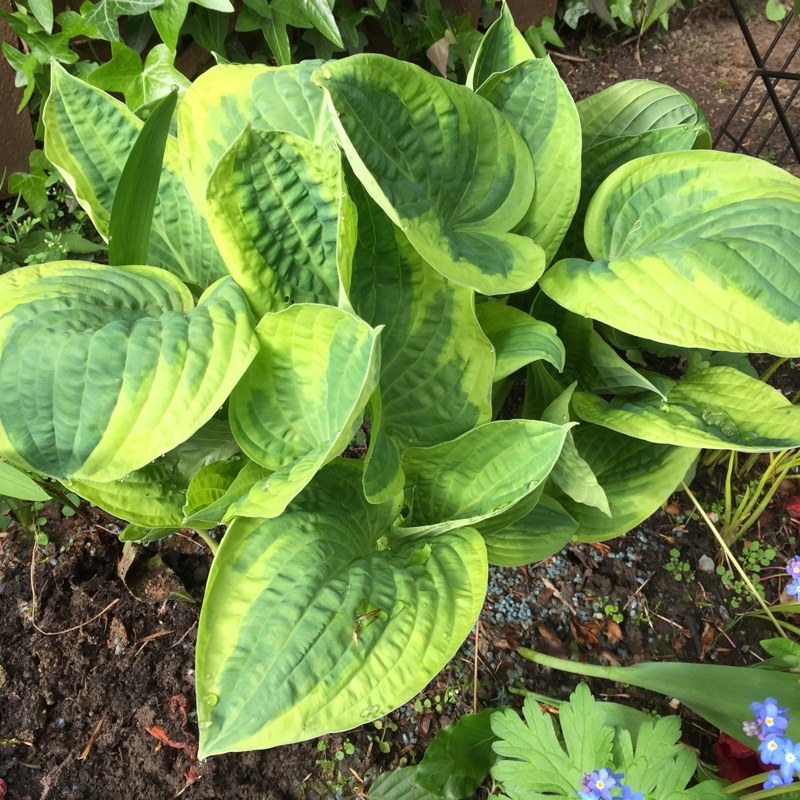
[785,496,800,518]
[713,733,767,785]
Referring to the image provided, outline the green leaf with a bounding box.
[475,303,564,382]
[196,460,487,755]
[313,54,545,296]
[541,385,610,516]
[183,458,270,528]
[81,0,165,41]
[1,43,38,112]
[573,366,800,452]
[398,420,570,536]
[0,11,77,63]
[108,88,177,266]
[205,128,346,318]
[227,304,380,519]
[44,65,227,287]
[362,388,404,505]
[348,178,493,450]
[521,649,800,749]
[548,424,699,542]
[70,419,240,527]
[28,0,54,34]
[765,0,788,20]
[0,462,50,501]
[482,493,576,567]
[0,264,258,482]
[295,0,342,47]
[490,684,612,797]
[540,151,800,356]
[89,42,190,110]
[150,0,189,51]
[416,708,500,799]
[177,60,335,211]
[369,767,439,800]
[118,523,176,543]
[478,57,582,264]
[465,3,533,90]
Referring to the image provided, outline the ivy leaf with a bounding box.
[88,42,189,109]
[0,10,77,63]
[80,0,165,41]
[1,42,38,111]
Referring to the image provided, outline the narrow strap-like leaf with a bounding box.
[108,88,177,266]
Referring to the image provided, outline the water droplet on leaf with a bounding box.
[206,693,219,708]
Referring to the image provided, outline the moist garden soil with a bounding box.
[2,10,800,799]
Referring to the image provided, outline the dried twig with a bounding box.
[78,717,104,760]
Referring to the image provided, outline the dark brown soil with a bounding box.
[2,11,800,800]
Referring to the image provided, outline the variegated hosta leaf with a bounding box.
[43,64,227,288]
[482,493,577,567]
[206,128,349,318]
[541,151,800,355]
[196,460,487,755]
[475,302,564,382]
[362,388,404,505]
[550,424,700,542]
[178,60,336,211]
[348,177,493,450]
[573,366,800,452]
[397,420,570,537]
[578,80,710,151]
[313,54,545,295]
[478,57,582,264]
[0,264,258,483]
[183,458,270,528]
[559,80,709,262]
[465,2,533,90]
[227,304,380,518]
[70,419,241,528]
[541,384,610,516]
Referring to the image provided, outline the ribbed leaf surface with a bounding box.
[348,179,493,450]
[206,128,346,318]
[43,65,227,287]
[196,460,486,754]
[314,54,544,295]
[573,366,800,452]
[541,151,800,355]
[478,57,581,263]
[0,264,258,482]
[549,424,700,542]
[398,420,570,537]
[228,304,380,518]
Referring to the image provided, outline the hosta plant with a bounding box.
[1,3,799,758]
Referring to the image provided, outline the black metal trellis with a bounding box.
[714,2,800,166]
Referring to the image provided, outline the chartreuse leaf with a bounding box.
[369,767,438,800]
[397,420,570,537]
[362,388,404,505]
[465,2,533,91]
[108,88,177,266]
[178,60,335,210]
[0,263,258,483]
[69,419,240,528]
[541,384,610,516]
[314,55,545,296]
[559,81,710,261]
[491,684,611,797]
[573,366,800,452]
[475,303,564,382]
[196,460,487,755]
[482,493,577,567]
[541,151,800,355]
[348,178,493,450]
[416,708,500,799]
[183,459,270,528]
[548,424,699,542]
[478,57,582,264]
[227,304,380,519]
[205,128,346,318]
[522,650,800,749]
[44,65,226,287]
[578,80,710,151]
[0,462,49,502]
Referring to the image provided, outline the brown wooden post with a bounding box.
[0,0,35,198]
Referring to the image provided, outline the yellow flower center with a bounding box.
[596,781,605,790]
[766,717,774,727]
[768,740,778,751]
